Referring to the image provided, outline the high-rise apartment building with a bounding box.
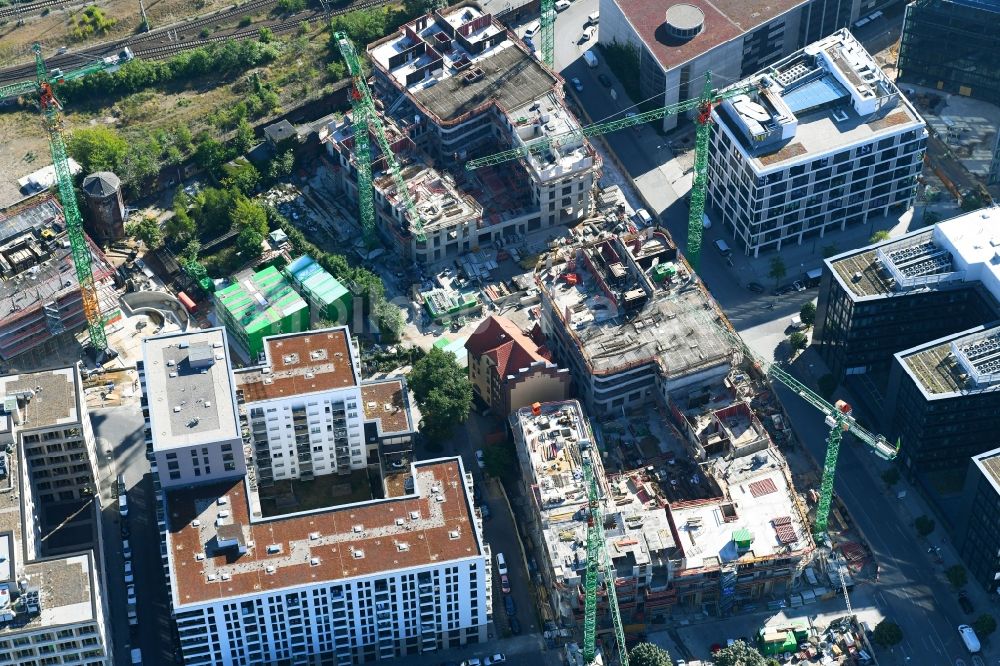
[957,446,1000,593]
[707,29,926,257]
[144,328,478,665]
[0,368,110,665]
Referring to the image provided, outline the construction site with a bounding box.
[319,3,599,265]
[0,195,118,362]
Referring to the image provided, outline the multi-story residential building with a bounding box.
[144,327,487,666]
[214,265,310,360]
[360,378,417,465]
[139,328,248,490]
[598,0,894,131]
[465,315,570,417]
[898,0,1000,107]
[957,446,1000,593]
[707,29,926,257]
[886,324,1000,476]
[320,3,599,264]
[0,369,110,665]
[536,228,732,416]
[815,207,1000,386]
[0,196,118,361]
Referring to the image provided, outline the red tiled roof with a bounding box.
[466,315,547,377]
[165,460,479,607]
[613,0,806,71]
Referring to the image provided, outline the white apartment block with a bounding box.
[319,3,599,264]
[0,369,110,665]
[139,328,248,489]
[707,29,927,257]
[163,459,489,666]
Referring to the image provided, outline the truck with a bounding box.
[959,624,981,653]
[583,50,598,68]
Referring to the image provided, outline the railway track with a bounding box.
[0,0,384,84]
[0,0,74,21]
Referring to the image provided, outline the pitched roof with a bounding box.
[465,315,547,377]
[81,171,120,197]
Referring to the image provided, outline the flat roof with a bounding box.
[0,367,78,430]
[164,459,480,607]
[0,196,62,246]
[828,207,1000,299]
[370,5,558,123]
[142,329,241,451]
[507,92,594,180]
[714,30,924,171]
[215,265,308,336]
[361,378,413,435]
[235,328,359,402]
[613,0,804,72]
[974,446,1000,496]
[0,370,99,634]
[899,324,1000,396]
[670,448,811,569]
[537,232,732,378]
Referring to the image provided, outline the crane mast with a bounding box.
[581,453,628,666]
[335,32,427,249]
[540,0,555,67]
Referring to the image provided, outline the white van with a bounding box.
[118,494,128,517]
[586,11,599,25]
[495,552,508,576]
[523,20,540,38]
[130,648,142,664]
[634,208,653,226]
[713,239,731,256]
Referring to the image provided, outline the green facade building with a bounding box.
[283,255,353,325]
[215,265,310,359]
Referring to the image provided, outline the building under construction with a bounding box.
[511,398,814,627]
[0,196,116,361]
[323,2,599,264]
[536,227,733,416]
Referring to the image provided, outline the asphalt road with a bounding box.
[92,405,178,666]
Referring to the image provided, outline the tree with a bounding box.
[165,206,197,244]
[628,643,672,666]
[881,467,900,486]
[193,134,228,179]
[818,373,837,400]
[374,299,404,342]
[223,162,261,195]
[67,127,128,175]
[712,640,767,666]
[947,564,968,589]
[233,118,256,155]
[125,216,163,249]
[191,187,236,237]
[483,442,516,480]
[822,244,840,259]
[915,515,935,537]
[872,620,903,647]
[258,27,275,43]
[974,614,997,638]
[235,226,264,259]
[789,331,808,351]
[922,210,941,226]
[961,191,984,212]
[230,196,268,236]
[403,0,444,17]
[869,229,891,244]
[799,301,816,327]
[409,347,473,444]
[768,256,786,287]
[267,149,295,181]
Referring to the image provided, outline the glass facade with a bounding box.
[898,0,1000,106]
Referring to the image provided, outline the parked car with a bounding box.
[128,607,138,626]
[475,450,485,469]
[578,27,594,43]
[485,655,506,665]
[461,659,482,666]
[554,0,570,10]
[122,539,132,560]
[501,574,511,594]
[503,595,516,616]
[127,585,136,606]
[598,73,613,87]
[120,522,130,539]
[959,591,974,614]
[571,77,583,92]
[124,561,134,584]
[747,282,765,293]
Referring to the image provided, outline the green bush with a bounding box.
[70,5,117,41]
[789,331,808,351]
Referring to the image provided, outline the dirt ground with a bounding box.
[0,0,234,65]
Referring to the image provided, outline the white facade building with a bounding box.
[707,29,927,257]
[0,368,110,665]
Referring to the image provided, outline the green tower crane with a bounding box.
[540,0,555,68]
[581,451,628,666]
[0,44,134,357]
[701,313,899,537]
[464,72,757,270]
[334,32,426,249]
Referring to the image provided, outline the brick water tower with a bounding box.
[81,171,126,243]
